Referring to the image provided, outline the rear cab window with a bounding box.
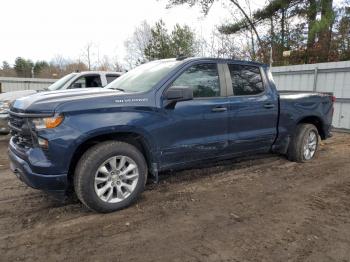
[228,64,264,96]
[106,74,120,84]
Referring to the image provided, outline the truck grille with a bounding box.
[9,114,25,130]
[8,113,34,148]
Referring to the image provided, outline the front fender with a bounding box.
[39,109,164,173]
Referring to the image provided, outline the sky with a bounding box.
[1,0,252,66]
[0,0,344,67]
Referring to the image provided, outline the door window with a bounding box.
[228,64,264,96]
[171,63,220,98]
[70,75,102,88]
[71,77,86,88]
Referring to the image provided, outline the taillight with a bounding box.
[332,96,336,103]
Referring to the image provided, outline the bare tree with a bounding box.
[244,0,256,60]
[222,0,257,60]
[227,0,263,49]
[196,29,240,59]
[112,57,124,72]
[0,61,16,77]
[64,62,88,74]
[97,55,113,71]
[124,21,152,69]
[81,42,96,70]
[95,55,125,72]
[52,54,68,70]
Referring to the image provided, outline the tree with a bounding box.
[82,42,96,70]
[112,57,125,72]
[64,61,88,74]
[2,61,11,70]
[217,0,304,63]
[219,0,264,53]
[124,21,152,68]
[0,61,16,77]
[96,55,113,71]
[306,0,317,51]
[173,0,346,64]
[197,29,240,58]
[143,20,198,61]
[331,2,350,60]
[96,55,124,72]
[14,57,34,78]
[33,61,49,77]
[144,20,172,60]
[52,54,68,71]
[167,0,265,60]
[317,0,335,61]
[170,24,197,56]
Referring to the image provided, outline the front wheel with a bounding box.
[287,123,319,163]
[74,141,147,213]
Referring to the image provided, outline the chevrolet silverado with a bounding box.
[8,58,334,213]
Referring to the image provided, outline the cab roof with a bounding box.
[179,57,268,67]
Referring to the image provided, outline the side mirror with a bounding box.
[165,86,193,101]
[164,86,193,109]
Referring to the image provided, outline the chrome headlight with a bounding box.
[0,100,11,114]
[32,114,64,130]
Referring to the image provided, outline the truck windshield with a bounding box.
[47,73,77,91]
[106,59,181,92]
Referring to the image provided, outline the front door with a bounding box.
[156,62,229,169]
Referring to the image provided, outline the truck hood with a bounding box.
[11,88,125,114]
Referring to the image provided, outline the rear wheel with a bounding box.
[287,123,319,162]
[74,141,147,213]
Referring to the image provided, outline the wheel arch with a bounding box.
[67,131,156,185]
[297,115,326,139]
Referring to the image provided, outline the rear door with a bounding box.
[226,63,279,154]
[156,62,230,168]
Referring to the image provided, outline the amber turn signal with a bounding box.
[32,115,64,130]
[45,115,64,128]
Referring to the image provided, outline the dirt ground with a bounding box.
[0,133,349,262]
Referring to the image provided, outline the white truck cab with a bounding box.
[46,71,123,91]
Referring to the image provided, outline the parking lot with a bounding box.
[0,132,349,262]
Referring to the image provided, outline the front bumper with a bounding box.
[8,141,68,193]
[0,113,9,134]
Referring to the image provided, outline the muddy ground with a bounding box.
[0,133,349,262]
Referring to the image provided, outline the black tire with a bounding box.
[74,141,147,213]
[287,123,319,163]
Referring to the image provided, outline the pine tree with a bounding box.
[14,57,34,78]
[170,24,196,57]
[144,20,171,60]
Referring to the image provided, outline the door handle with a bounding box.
[263,103,275,109]
[212,106,227,112]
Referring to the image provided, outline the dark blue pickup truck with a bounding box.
[8,58,334,213]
